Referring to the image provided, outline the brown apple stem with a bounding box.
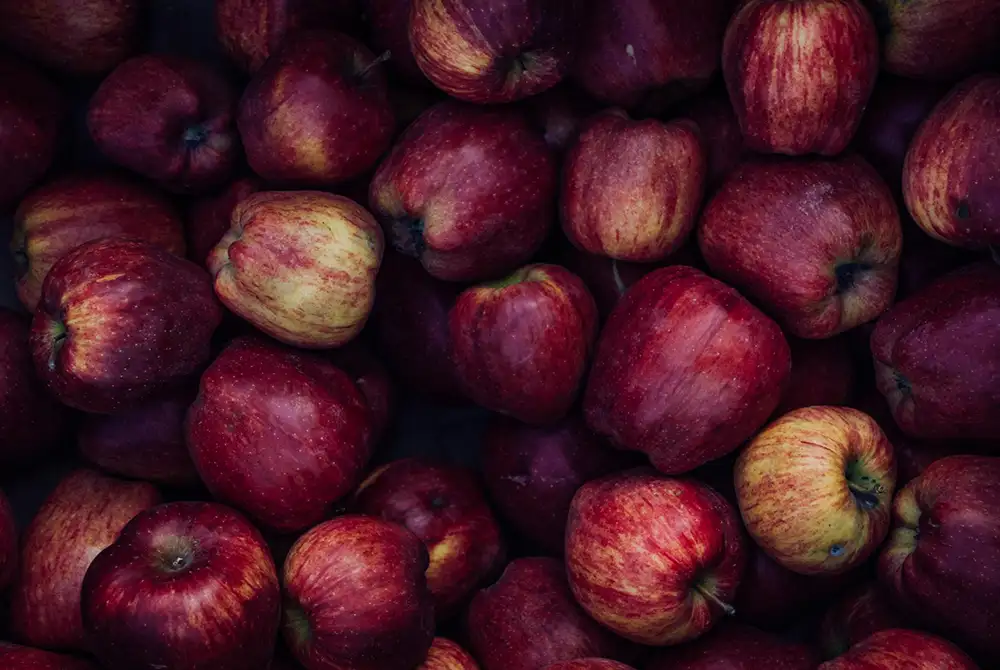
[357,51,392,80]
[694,583,735,616]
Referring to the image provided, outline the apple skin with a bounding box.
[722,0,878,156]
[902,74,1000,249]
[369,102,557,282]
[0,490,16,592]
[419,638,480,670]
[187,177,262,268]
[878,455,1000,661]
[187,336,373,533]
[545,662,635,670]
[209,191,384,349]
[450,264,598,424]
[526,86,600,153]
[818,629,979,670]
[0,643,98,670]
[774,336,855,416]
[583,265,790,474]
[351,457,505,619]
[646,622,818,670]
[680,88,745,189]
[481,415,630,554]
[565,471,746,646]
[561,110,705,262]
[282,515,435,670]
[30,238,222,414]
[820,583,903,660]
[12,173,186,312]
[81,501,281,670]
[467,557,634,670]
[327,341,396,446]
[10,469,161,651]
[871,262,1000,441]
[238,30,394,187]
[698,156,902,339]
[0,56,61,210]
[365,0,425,84]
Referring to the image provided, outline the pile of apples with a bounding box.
[1,0,999,668]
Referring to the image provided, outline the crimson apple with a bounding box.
[419,638,479,670]
[775,336,855,416]
[818,629,979,669]
[526,86,599,152]
[680,87,745,188]
[0,643,98,670]
[328,341,396,446]
[545,662,635,670]
[646,622,818,669]
[0,489,15,592]
[820,583,903,659]
[365,0,425,84]
[187,177,262,267]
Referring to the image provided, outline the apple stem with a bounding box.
[357,51,391,80]
[694,583,735,616]
[990,246,999,267]
[611,260,627,296]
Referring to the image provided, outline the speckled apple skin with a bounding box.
[818,629,979,670]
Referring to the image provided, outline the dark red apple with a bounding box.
[238,30,394,187]
[584,266,790,474]
[544,662,635,670]
[646,622,818,669]
[10,469,161,651]
[467,557,633,670]
[369,102,557,282]
[365,0,425,84]
[0,490,15,592]
[187,177,262,267]
[419,638,480,670]
[820,583,903,659]
[680,87,745,188]
[818,629,979,669]
[328,341,396,446]
[30,238,222,414]
[526,86,600,152]
[0,643,98,670]
[81,501,281,670]
[282,515,435,670]
[774,336,855,416]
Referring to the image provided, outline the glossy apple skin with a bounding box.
[30,238,222,414]
[902,75,1000,249]
[818,629,979,670]
[566,471,746,645]
[467,557,633,670]
[327,341,396,446]
[419,638,480,670]
[699,157,902,339]
[871,263,1000,441]
[562,111,705,262]
[12,173,186,312]
[187,336,372,532]
[10,469,161,651]
[584,266,790,474]
[680,88,745,189]
[0,490,16,592]
[820,583,903,659]
[775,336,854,416]
[0,643,98,670]
[187,177,262,268]
[0,56,61,209]
[646,622,818,670]
[369,102,557,282]
[878,455,1000,660]
[352,458,505,619]
[544,662,635,670]
[282,515,435,670]
[81,501,281,670]
[736,406,896,575]
[450,264,598,424]
[209,191,384,349]
[366,0,425,84]
[0,309,65,471]
[238,30,394,187]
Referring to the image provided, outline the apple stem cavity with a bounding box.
[390,216,426,257]
[835,261,871,293]
[284,601,312,648]
[48,318,68,372]
[694,582,735,616]
[955,200,972,220]
[845,460,883,511]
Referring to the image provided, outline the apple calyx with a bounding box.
[390,216,426,258]
[891,369,912,396]
[182,124,211,150]
[485,267,533,290]
[284,600,312,649]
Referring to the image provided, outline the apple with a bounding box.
[0,309,66,471]
[878,455,1000,660]
[450,264,598,424]
[467,557,634,670]
[871,262,1000,441]
[561,110,705,262]
[902,74,1000,249]
[352,457,505,619]
[187,177,262,268]
[526,86,600,152]
[12,172,186,311]
[818,629,979,670]
[698,156,902,339]
[545,662,635,670]
[81,501,281,670]
[187,336,372,533]
[481,415,629,554]
[209,191,384,349]
[646,622,818,669]
[565,471,746,645]
[735,406,896,575]
[328,341,396,446]
[0,0,139,74]
[680,87,745,189]
[282,515,435,670]
[10,469,160,651]
[0,490,15,592]
[369,102,557,282]
[584,266,790,474]
[820,583,903,659]
[0,56,61,210]
[0,643,98,670]
[723,0,878,156]
[419,638,479,670]
[775,336,855,416]
[238,30,394,187]
[365,0,425,84]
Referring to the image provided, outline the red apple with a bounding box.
[365,0,425,84]
[81,501,281,670]
[0,643,98,670]
[12,172,186,311]
[565,471,746,645]
[646,622,818,669]
[818,629,979,669]
[10,469,161,651]
[450,264,598,424]
[419,638,479,670]
[369,102,557,282]
[352,458,505,618]
[679,87,745,189]
[545,662,635,670]
[30,238,222,414]
[526,86,600,152]
[584,266,790,474]
[774,336,855,416]
[723,0,878,156]
[0,490,15,592]
[871,262,1000,441]
[187,177,262,267]
[820,583,903,659]
[209,190,384,349]
[467,557,633,670]
[282,515,435,670]
[561,110,705,262]
[902,74,1000,249]
[698,156,902,339]
[238,30,394,187]
[878,455,1000,660]
[328,341,396,446]
[187,336,372,532]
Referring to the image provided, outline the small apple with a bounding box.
[818,629,979,670]
[680,87,745,189]
[187,177,262,267]
[775,336,855,416]
[0,490,15,592]
[328,341,396,446]
[646,622,818,669]
[820,583,903,659]
[0,643,98,670]
[419,638,480,670]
